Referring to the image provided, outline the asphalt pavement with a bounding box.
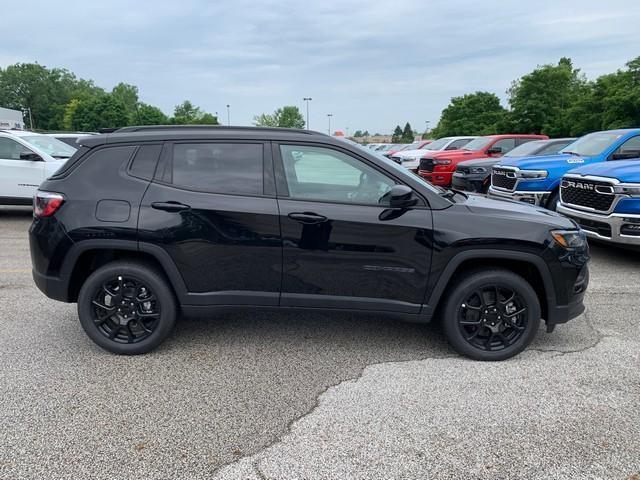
[0,206,638,480]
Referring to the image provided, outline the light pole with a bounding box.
[303,97,312,130]
[327,113,333,135]
[424,120,430,136]
[226,105,230,126]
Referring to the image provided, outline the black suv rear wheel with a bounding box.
[77,261,177,354]
[441,269,540,361]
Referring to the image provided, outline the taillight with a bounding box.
[33,191,65,218]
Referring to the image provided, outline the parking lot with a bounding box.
[0,206,638,479]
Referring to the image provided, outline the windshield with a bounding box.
[425,137,453,150]
[462,137,493,151]
[22,135,77,158]
[400,141,422,151]
[560,132,624,157]
[504,141,544,157]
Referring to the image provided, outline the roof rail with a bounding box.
[111,125,324,136]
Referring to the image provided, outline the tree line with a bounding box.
[430,56,640,138]
[0,63,219,131]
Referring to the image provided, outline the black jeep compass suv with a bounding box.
[30,126,589,360]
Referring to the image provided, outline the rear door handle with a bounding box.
[287,212,328,224]
[151,201,191,212]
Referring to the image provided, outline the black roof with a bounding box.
[82,125,330,147]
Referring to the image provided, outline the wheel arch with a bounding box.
[423,249,555,322]
[63,240,188,303]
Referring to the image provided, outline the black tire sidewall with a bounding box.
[547,191,560,211]
[442,270,541,361]
[77,262,177,355]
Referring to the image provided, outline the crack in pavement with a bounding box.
[213,309,620,478]
[210,352,457,478]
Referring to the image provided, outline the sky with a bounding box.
[2,0,640,134]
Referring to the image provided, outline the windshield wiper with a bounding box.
[563,151,580,156]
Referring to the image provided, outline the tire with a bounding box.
[546,190,560,211]
[441,269,540,361]
[77,260,177,355]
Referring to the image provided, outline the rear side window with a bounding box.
[129,144,162,180]
[168,143,263,195]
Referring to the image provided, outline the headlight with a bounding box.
[432,159,451,165]
[551,229,587,249]
[518,170,548,179]
[613,184,640,197]
[469,167,487,174]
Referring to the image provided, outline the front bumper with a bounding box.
[418,171,453,187]
[488,186,552,206]
[557,204,640,246]
[451,172,488,193]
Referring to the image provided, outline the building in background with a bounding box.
[0,107,25,130]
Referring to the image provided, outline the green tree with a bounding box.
[363,130,370,137]
[401,122,414,143]
[111,83,139,122]
[171,100,218,125]
[507,58,588,136]
[391,125,403,143]
[353,130,364,137]
[566,57,640,135]
[71,94,129,131]
[136,103,168,125]
[432,92,507,137]
[253,106,305,128]
[0,62,105,130]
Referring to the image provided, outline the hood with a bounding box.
[565,159,640,182]
[396,149,429,159]
[459,193,576,229]
[423,149,477,160]
[498,153,589,170]
[457,157,501,168]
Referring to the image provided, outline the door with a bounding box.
[0,137,45,202]
[274,143,433,313]
[138,141,282,306]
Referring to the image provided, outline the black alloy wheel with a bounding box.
[78,261,177,355]
[442,269,541,361]
[458,286,527,352]
[91,275,160,344]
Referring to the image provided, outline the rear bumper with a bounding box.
[557,204,640,246]
[32,268,70,302]
[488,186,551,206]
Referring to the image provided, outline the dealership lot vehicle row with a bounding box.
[1,208,639,479]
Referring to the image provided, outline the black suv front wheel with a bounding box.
[77,261,177,354]
[442,269,541,361]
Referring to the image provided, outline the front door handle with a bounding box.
[151,201,191,212]
[288,212,328,225]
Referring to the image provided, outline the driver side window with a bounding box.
[279,145,395,205]
[0,137,34,161]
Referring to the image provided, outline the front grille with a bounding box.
[491,168,517,190]
[566,215,612,238]
[560,178,616,212]
[419,158,434,172]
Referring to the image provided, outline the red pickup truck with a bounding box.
[418,134,548,187]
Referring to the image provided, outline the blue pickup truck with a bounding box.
[488,129,640,210]
[557,160,640,246]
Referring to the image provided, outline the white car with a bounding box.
[391,136,477,170]
[46,132,98,147]
[0,130,77,205]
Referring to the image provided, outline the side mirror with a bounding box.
[382,185,418,208]
[486,146,503,155]
[20,151,43,161]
